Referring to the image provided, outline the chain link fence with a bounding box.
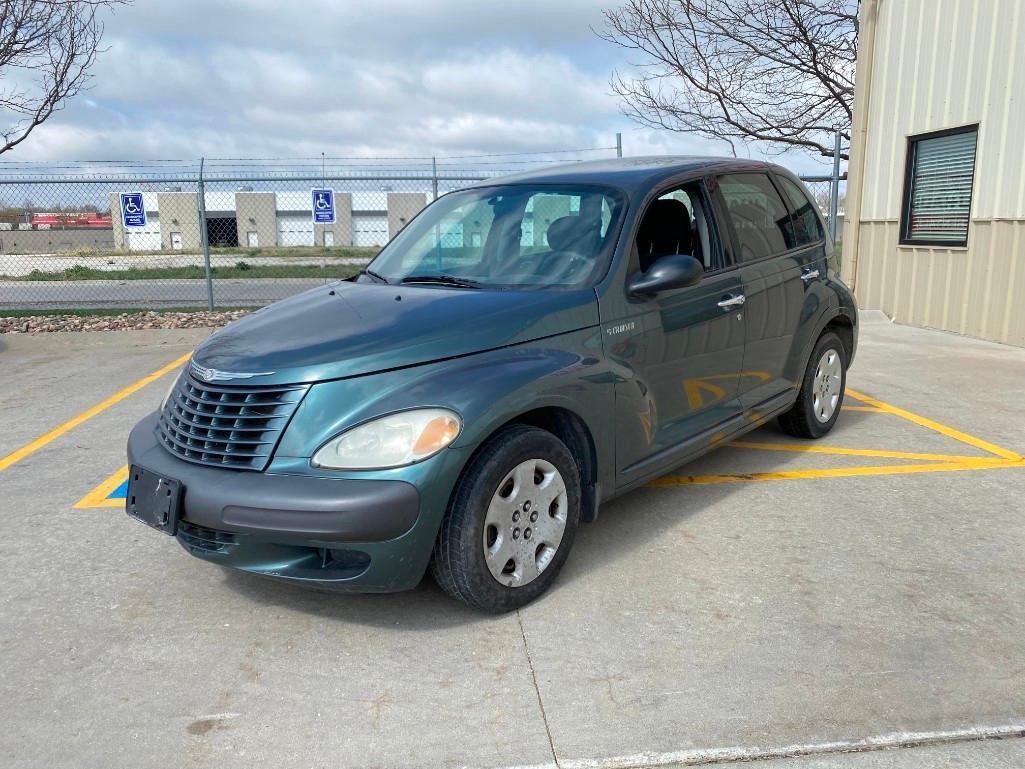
[0,154,842,311]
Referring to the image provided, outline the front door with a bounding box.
[609,181,746,484]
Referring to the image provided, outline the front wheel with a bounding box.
[430,424,581,612]
[778,330,847,439]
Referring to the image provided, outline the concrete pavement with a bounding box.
[1,313,1024,768]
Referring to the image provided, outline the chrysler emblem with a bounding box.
[191,362,275,383]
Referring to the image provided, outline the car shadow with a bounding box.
[217,408,875,624]
[217,563,497,630]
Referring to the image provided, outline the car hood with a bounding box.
[191,281,599,385]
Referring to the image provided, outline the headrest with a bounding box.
[636,199,693,270]
[547,215,599,253]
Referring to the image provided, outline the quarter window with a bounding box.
[900,125,978,247]
[718,173,795,261]
[776,176,825,246]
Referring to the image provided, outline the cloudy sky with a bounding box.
[7,0,836,174]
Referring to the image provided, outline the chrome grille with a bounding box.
[156,371,308,471]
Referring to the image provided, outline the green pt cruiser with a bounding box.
[127,157,857,612]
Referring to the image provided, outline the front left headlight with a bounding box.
[311,408,461,470]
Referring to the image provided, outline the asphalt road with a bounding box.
[2,313,1024,768]
[0,251,371,277]
[0,278,333,309]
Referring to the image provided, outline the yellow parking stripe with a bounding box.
[0,352,191,473]
[651,457,1023,486]
[727,441,987,463]
[846,388,1023,461]
[73,465,129,509]
[843,405,884,412]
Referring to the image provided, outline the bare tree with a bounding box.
[0,0,127,155]
[598,0,858,159]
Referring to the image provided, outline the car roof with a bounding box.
[464,156,792,195]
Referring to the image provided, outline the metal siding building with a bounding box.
[843,0,1025,346]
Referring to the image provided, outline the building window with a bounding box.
[900,125,978,247]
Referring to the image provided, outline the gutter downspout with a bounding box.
[841,0,881,292]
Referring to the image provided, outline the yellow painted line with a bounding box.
[74,465,129,509]
[650,458,1024,486]
[0,352,191,473]
[843,405,884,412]
[727,440,986,464]
[846,388,1023,461]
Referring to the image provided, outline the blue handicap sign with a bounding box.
[311,188,336,224]
[120,192,146,228]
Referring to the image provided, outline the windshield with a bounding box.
[363,184,626,289]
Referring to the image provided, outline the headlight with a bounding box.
[160,372,182,411]
[312,408,461,470]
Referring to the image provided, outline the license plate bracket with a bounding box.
[126,465,183,535]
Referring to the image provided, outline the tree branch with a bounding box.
[0,0,129,155]
[598,0,856,160]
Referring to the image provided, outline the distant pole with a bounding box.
[829,130,841,242]
[197,157,214,310]
[431,156,439,200]
[321,151,327,248]
[615,132,623,158]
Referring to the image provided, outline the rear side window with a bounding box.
[718,173,795,261]
[776,176,825,246]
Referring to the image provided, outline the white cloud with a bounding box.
[1,0,836,176]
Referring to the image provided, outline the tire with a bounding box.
[430,424,581,612]
[778,330,847,439]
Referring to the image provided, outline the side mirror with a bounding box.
[627,254,704,296]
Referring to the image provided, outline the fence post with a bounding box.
[616,133,623,158]
[829,130,841,242]
[431,156,439,201]
[197,157,214,310]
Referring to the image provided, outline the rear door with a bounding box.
[713,173,823,409]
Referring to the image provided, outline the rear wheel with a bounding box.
[778,330,847,439]
[431,424,580,612]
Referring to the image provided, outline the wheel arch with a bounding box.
[823,313,856,365]
[477,406,601,523]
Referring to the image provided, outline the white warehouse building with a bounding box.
[108,190,428,251]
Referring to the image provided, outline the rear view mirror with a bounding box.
[627,254,704,296]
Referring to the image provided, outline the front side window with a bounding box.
[718,173,795,261]
[776,175,825,246]
[900,125,978,246]
[634,183,716,273]
[365,184,625,289]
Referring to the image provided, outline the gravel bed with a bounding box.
[0,310,251,334]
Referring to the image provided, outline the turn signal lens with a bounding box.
[413,415,461,455]
[312,408,462,470]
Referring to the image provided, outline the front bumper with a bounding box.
[127,413,439,592]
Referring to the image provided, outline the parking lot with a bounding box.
[2,311,1024,769]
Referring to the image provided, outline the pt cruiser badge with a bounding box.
[189,363,275,382]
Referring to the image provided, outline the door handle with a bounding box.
[800,268,820,283]
[717,293,746,310]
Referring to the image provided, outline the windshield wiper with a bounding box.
[359,267,389,284]
[400,274,482,289]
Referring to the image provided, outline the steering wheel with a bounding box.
[538,250,590,281]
